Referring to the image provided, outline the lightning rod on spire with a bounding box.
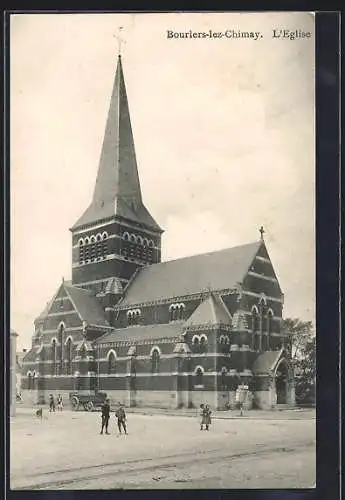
[113,26,126,56]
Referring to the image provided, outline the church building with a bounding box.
[21,55,295,410]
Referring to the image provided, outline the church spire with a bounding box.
[71,55,162,232]
[93,55,142,208]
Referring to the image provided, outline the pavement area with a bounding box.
[10,407,316,490]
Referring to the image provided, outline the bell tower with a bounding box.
[70,55,163,295]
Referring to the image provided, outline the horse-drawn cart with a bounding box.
[69,391,108,412]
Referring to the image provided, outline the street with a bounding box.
[10,409,315,490]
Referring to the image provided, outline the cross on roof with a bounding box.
[113,26,126,56]
[259,226,265,240]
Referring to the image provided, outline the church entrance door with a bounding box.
[275,360,291,405]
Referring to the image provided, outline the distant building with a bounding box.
[16,349,26,395]
[10,329,18,416]
[21,55,295,410]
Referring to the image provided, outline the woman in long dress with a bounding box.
[200,404,212,431]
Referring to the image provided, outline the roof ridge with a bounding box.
[148,240,262,268]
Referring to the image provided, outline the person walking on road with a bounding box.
[100,398,111,435]
[49,393,55,413]
[115,403,128,435]
[204,404,212,431]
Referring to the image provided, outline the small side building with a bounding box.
[10,329,18,416]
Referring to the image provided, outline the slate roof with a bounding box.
[64,284,109,327]
[184,293,232,328]
[232,310,249,331]
[22,349,38,364]
[120,241,262,306]
[252,349,283,375]
[173,342,192,354]
[73,197,162,232]
[97,323,183,344]
[36,299,54,322]
[71,56,161,233]
[105,277,123,295]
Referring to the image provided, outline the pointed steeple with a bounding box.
[93,55,142,207]
[71,56,162,232]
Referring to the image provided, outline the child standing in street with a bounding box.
[115,403,128,435]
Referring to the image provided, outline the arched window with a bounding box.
[169,303,185,321]
[200,334,208,353]
[58,323,65,372]
[27,371,33,390]
[251,305,260,350]
[192,335,200,353]
[169,304,175,321]
[136,244,142,261]
[99,233,107,259]
[148,240,154,262]
[192,335,200,345]
[107,350,117,374]
[87,235,96,261]
[142,239,148,261]
[267,309,274,332]
[127,311,133,326]
[78,238,85,264]
[151,348,160,374]
[51,339,57,376]
[58,323,64,344]
[123,232,130,241]
[177,303,185,320]
[96,234,103,260]
[65,337,73,375]
[84,237,90,263]
[265,309,274,350]
[127,309,141,326]
[135,309,141,324]
[251,305,259,331]
[194,366,204,387]
[128,238,135,260]
[122,245,129,260]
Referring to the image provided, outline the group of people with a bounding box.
[200,403,212,431]
[48,393,63,412]
[100,398,128,436]
[47,393,211,435]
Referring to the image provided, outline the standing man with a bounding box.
[115,403,128,435]
[100,397,111,435]
[199,403,205,431]
[56,394,63,411]
[49,393,55,412]
[204,404,212,431]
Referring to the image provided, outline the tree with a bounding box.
[282,318,314,361]
[282,318,316,406]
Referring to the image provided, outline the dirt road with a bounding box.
[10,410,315,490]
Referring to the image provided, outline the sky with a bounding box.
[10,12,315,350]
